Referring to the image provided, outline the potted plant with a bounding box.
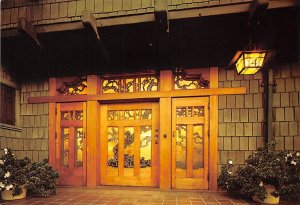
[0,148,31,200]
[27,159,59,197]
[218,142,300,204]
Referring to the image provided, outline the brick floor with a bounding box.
[0,187,299,205]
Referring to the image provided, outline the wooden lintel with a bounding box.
[28,87,246,104]
[17,17,42,47]
[1,1,295,38]
[81,10,100,40]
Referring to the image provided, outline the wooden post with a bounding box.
[159,70,172,189]
[48,78,56,168]
[86,75,100,187]
[209,67,218,190]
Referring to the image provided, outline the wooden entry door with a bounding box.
[100,102,159,186]
[56,103,86,185]
[172,97,209,189]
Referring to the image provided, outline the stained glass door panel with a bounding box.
[172,98,209,189]
[100,103,159,187]
[57,103,86,186]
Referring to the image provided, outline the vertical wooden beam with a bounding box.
[48,78,56,168]
[209,67,218,190]
[159,70,172,189]
[86,75,100,187]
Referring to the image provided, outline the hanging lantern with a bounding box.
[230,50,268,75]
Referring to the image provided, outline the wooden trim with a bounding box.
[28,87,246,104]
[1,0,295,38]
[48,78,56,168]
[209,67,218,190]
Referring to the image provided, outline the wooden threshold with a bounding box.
[28,87,246,104]
[1,0,295,38]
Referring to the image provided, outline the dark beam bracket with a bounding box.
[17,17,42,47]
[248,0,269,29]
[81,10,100,40]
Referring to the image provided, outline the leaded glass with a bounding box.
[108,110,119,121]
[75,127,83,167]
[103,79,120,93]
[125,78,134,93]
[141,109,152,119]
[193,106,204,116]
[124,127,134,176]
[176,125,187,169]
[75,111,83,120]
[107,127,119,168]
[61,111,69,120]
[140,126,151,168]
[140,77,158,92]
[124,110,135,120]
[193,125,204,169]
[62,128,69,166]
[176,107,186,117]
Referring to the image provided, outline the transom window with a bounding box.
[0,83,15,125]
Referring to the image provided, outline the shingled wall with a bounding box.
[1,0,253,29]
[218,62,300,171]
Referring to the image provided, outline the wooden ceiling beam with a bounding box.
[81,10,100,40]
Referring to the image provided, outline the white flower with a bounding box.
[0,182,5,188]
[259,182,264,187]
[4,172,10,178]
[4,148,8,155]
[228,171,232,175]
[0,160,4,165]
[291,160,297,165]
[285,157,288,161]
[287,153,292,157]
[228,160,233,165]
[296,152,300,157]
[5,184,13,190]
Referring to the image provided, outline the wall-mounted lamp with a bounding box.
[229,49,269,75]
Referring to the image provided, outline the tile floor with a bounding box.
[0,187,299,205]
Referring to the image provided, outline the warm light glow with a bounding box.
[235,52,266,75]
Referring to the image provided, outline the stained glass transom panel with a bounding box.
[176,106,204,118]
[174,69,209,90]
[102,76,158,93]
[107,109,152,121]
[61,110,83,121]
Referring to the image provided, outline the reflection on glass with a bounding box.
[141,109,152,119]
[193,125,204,169]
[107,127,119,168]
[176,125,187,169]
[124,127,134,169]
[140,126,151,168]
[103,79,119,93]
[62,128,69,166]
[124,110,135,120]
[75,111,83,120]
[75,127,83,167]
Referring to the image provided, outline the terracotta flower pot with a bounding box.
[1,185,27,200]
[252,185,280,204]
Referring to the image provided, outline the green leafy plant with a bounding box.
[27,159,59,197]
[0,148,31,196]
[218,142,300,201]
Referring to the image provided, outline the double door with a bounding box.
[100,102,159,186]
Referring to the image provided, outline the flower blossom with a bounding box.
[287,153,292,157]
[228,171,232,175]
[4,172,10,178]
[228,160,233,165]
[5,184,13,190]
[0,160,4,165]
[0,182,5,188]
[296,152,300,157]
[291,160,297,165]
[4,148,8,155]
[259,182,264,187]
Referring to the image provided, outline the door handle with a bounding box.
[155,134,159,144]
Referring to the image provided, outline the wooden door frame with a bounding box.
[40,67,243,190]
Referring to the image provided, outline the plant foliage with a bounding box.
[218,142,300,201]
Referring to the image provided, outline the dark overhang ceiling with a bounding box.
[1,7,298,79]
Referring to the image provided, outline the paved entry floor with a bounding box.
[1,187,299,205]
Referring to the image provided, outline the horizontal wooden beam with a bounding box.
[1,0,295,38]
[28,87,246,104]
